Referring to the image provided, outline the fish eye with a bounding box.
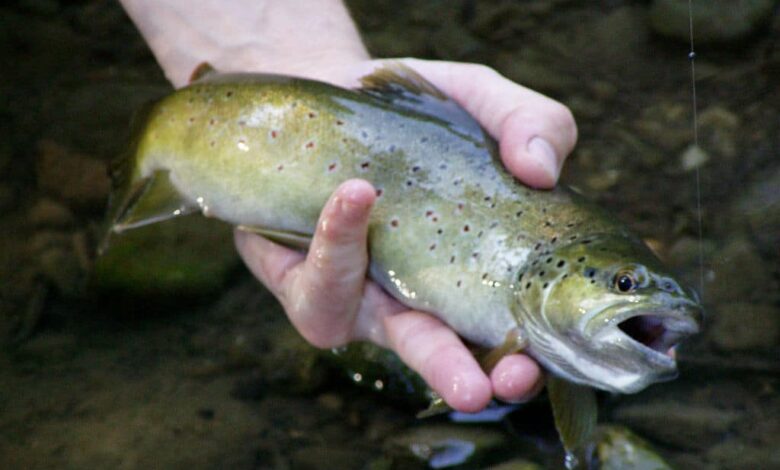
[614,272,636,293]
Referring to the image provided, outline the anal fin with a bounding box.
[478,327,528,374]
[111,170,197,234]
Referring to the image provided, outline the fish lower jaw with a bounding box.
[615,313,698,367]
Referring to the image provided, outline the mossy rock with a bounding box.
[93,216,240,298]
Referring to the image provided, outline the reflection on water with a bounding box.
[0,0,778,468]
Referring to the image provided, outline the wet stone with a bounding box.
[650,0,776,45]
[27,198,74,228]
[35,140,110,211]
[705,236,777,305]
[94,216,239,298]
[613,401,743,451]
[709,302,780,352]
[731,165,780,255]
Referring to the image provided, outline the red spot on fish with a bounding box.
[390,219,399,228]
[463,225,470,232]
[308,112,316,119]
[328,163,337,171]
[271,130,278,138]
[457,203,464,210]
[336,120,344,125]
[306,141,315,149]
[376,189,383,197]
[425,211,433,217]
[209,118,216,125]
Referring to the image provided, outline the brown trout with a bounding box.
[104,64,702,455]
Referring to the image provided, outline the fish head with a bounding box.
[514,234,703,394]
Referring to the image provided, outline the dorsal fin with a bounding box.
[358,63,486,142]
[189,62,218,84]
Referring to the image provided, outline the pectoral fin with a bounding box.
[416,391,451,419]
[478,327,528,374]
[237,226,313,250]
[110,170,197,234]
[547,377,597,462]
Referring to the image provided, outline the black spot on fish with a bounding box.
[277,164,284,171]
[584,267,596,278]
[539,271,546,277]
[406,180,413,187]
[562,274,568,279]
[525,282,532,290]
[482,273,489,280]
[557,260,565,268]
[477,231,483,238]
[412,165,420,172]
[518,272,524,281]
[226,91,233,98]
[429,243,436,251]
[360,162,370,169]
[421,137,429,143]
[437,229,443,234]
[578,256,586,263]
[390,219,399,228]
[376,188,383,197]
[308,112,316,119]
[551,236,557,244]
[570,235,578,241]
[582,240,593,245]
[546,257,553,264]
[450,256,455,264]
[457,280,462,287]
[463,225,470,232]
[534,243,542,251]
[336,120,344,125]
[543,282,549,289]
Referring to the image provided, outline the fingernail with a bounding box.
[527,137,560,182]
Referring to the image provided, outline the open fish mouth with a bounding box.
[615,310,701,366]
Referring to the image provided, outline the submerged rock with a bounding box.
[731,166,780,256]
[650,0,776,44]
[709,302,780,352]
[93,216,239,298]
[35,140,110,211]
[591,425,673,470]
[613,401,743,451]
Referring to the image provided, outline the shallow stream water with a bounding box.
[0,1,778,468]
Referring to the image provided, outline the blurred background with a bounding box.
[0,0,778,468]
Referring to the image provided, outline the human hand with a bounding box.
[235,58,578,412]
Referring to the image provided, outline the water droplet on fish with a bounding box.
[237,140,249,151]
[688,51,696,60]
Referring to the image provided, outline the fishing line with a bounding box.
[688,0,705,299]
